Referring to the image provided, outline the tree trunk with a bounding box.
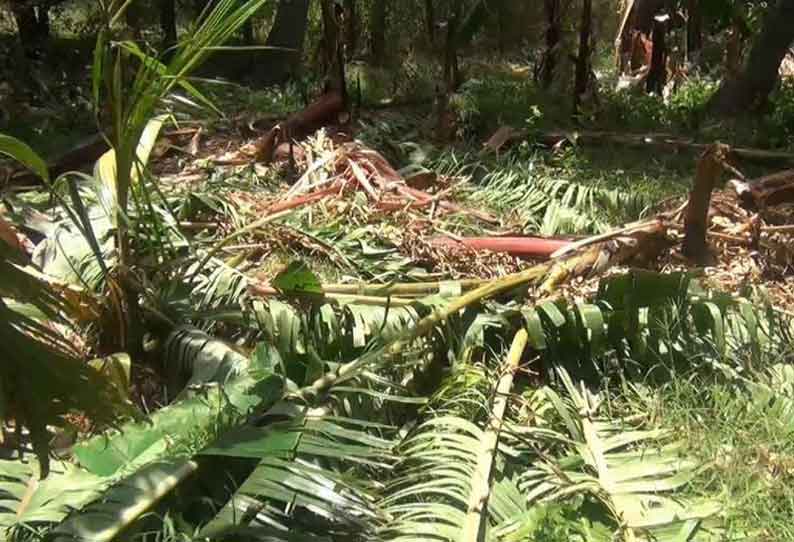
[646,16,668,94]
[686,0,702,61]
[424,0,436,45]
[496,1,507,54]
[125,1,143,40]
[573,0,593,118]
[160,0,178,57]
[683,145,728,262]
[11,3,50,58]
[615,0,634,72]
[708,0,794,116]
[320,0,347,100]
[256,0,312,84]
[443,3,461,94]
[370,0,387,65]
[343,0,357,56]
[436,3,461,141]
[540,0,561,88]
[724,24,744,78]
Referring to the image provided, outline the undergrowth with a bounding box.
[449,66,794,151]
[645,354,794,540]
[428,145,689,235]
[604,304,794,540]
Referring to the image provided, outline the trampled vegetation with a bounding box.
[2,0,794,541]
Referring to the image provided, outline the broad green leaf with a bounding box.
[522,308,547,350]
[272,260,323,295]
[537,301,566,328]
[692,301,725,355]
[576,303,605,353]
[0,134,50,183]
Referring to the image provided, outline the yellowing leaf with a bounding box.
[94,116,167,213]
[88,353,131,396]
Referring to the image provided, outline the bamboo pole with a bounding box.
[763,224,794,234]
[461,329,528,542]
[614,0,636,72]
[250,278,488,298]
[248,283,416,307]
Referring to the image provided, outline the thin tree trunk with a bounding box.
[424,0,436,45]
[573,0,593,118]
[343,0,357,55]
[724,23,743,78]
[686,0,702,61]
[683,145,728,262]
[444,3,461,93]
[540,0,561,88]
[436,3,461,141]
[160,0,178,57]
[125,1,143,40]
[646,16,668,94]
[615,0,635,72]
[370,0,387,65]
[496,1,507,55]
[257,0,312,84]
[320,0,347,100]
[708,0,794,116]
[11,3,50,58]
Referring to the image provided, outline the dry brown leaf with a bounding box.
[187,127,203,156]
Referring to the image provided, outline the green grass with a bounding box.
[424,143,690,236]
[454,58,794,152]
[596,313,794,542]
[654,374,794,539]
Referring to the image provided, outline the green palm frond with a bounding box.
[380,414,490,541]
[0,457,109,537]
[514,270,781,379]
[379,339,538,542]
[0,239,133,478]
[74,332,283,478]
[516,367,725,541]
[468,162,654,235]
[198,414,395,541]
[742,363,794,434]
[0,135,112,291]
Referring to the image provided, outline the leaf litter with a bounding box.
[138,110,794,315]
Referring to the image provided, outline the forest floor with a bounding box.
[150,81,794,537]
[158,92,794,536]
[4,61,794,538]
